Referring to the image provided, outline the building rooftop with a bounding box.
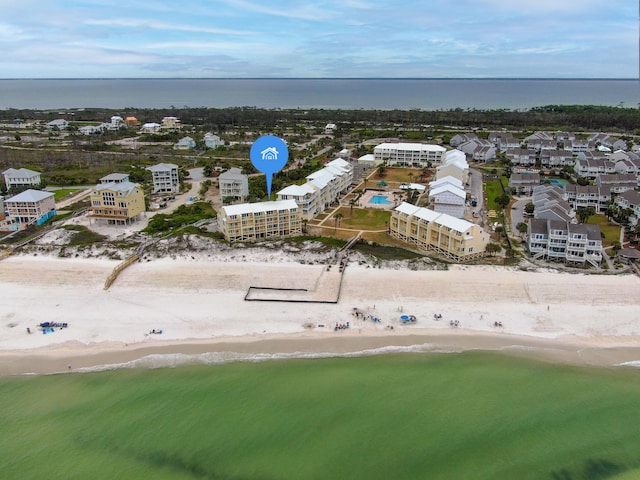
[147,163,178,172]
[222,199,298,216]
[5,189,54,203]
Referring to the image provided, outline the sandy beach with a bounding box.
[1,254,639,375]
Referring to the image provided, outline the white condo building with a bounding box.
[219,168,249,201]
[277,158,353,220]
[374,143,446,167]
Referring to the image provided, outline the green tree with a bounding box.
[524,202,535,215]
[495,193,510,210]
[485,243,501,256]
[576,206,595,224]
[576,176,590,186]
[516,222,528,238]
[334,212,344,230]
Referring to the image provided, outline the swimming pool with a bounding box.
[369,194,393,205]
[549,179,568,188]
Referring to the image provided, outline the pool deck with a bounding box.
[358,190,400,210]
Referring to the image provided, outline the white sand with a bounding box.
[1,255,639,374]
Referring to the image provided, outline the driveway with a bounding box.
[510,196,531,234]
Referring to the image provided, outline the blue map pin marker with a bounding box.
[250,135,289,199]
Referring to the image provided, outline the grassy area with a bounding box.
[336,207,391,230]
[352,242,423,260]
[61,225,107,246]
[2,352,640,480]
[375,167,426,184]
[143,202,216,234]
[484,176,508,211]
[588,214,622,247]
[52,188,85,201]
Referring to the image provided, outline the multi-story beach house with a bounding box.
[219,168,249,201]
[389,202,489,261]
[2,168,42,190]
[615,190,640,226]
[435,150,469,184]
[488,132,520,152]
[506,149,537,166]
[540,150,575,168]
[148,163,180,194]
[373,142,446,167]
[564,139,595,155]
[204,132,223,149]
[217,199,301,242]
[595,174,637,194]
[174,136,196,150]
[449,133,478,147]
[457,139,497,162]
[564,185,611,213]
[4,189,56,227]
[46,119,68,131]
[575,157,616,179]
[508,173,540,195]
[140,122,161,133]
[161,116,181,129]
[89,181,145,225]
[428,183,466,219]
[99,173,130,185]
[528,218,602,267]
[531,185,575,223]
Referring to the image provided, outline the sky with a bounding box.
[0,0,636,78]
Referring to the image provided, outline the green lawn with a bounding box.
[336,206,391,229]
[2,352,640,480]
[52,188,85,201]
[375,167,427,184]
[588,214,622,247]
[485,177,508,212]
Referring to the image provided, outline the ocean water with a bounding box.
[0,78,638,110]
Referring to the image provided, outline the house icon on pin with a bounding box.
[261,147,279,160]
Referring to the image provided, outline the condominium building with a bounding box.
[508,173,540,195]
[564,185,611,213]
[2,168,42,190]
[373,142,446,167]
[90,181,145,225]
[4,189,56,226]
[428,183,466,219]
[531,185,575,223]
[219,168,248,201]
[595,174,637,194]
[389,202,489,261]
[528,218,602,267]
[277,158,353,219]
[506,149,537,166]
[540,150,575,168]
[217,199,301,242]
[148,163,180,194]
[615,190,640,226]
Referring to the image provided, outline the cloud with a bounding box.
[85,18,254,36]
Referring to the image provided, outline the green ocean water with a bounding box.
[2,351,640,480]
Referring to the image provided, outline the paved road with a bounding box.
[510,196,531,234]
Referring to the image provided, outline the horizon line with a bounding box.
[0,77,637,81]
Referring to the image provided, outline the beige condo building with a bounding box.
[389,202,489,261]
[218,199,301,242]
